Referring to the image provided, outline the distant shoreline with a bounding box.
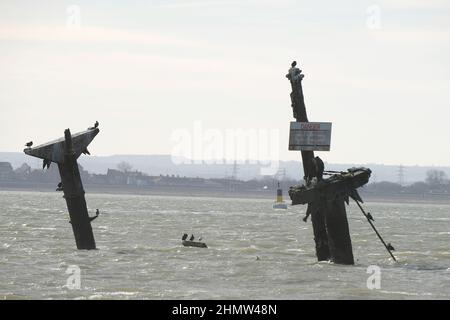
[2,182,450,205]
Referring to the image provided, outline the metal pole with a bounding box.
[354,199,397,261]
[59,129,96,249]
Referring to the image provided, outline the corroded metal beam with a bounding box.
[286,61,372,265]
[24,128,99,163]
[289,168,371,205]
[286,62,330,262]
[24,126,99,250]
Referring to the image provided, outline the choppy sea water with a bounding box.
[0,190,449,300]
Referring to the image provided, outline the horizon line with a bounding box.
[1,150,450,168]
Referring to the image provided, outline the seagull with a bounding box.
[25,141,33,147]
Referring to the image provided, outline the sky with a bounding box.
[0,0,449,166]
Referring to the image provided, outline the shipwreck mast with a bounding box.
[286,60,397,264]
[24,125,100,250]
[286,62,331,261]
[287,61,355,264]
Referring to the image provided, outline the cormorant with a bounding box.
[89,209,100,222]
[42,159,51,169]
[88,121,99,130]
[314,156,325,181]
[25,141,33,147]
[387,243,395,251]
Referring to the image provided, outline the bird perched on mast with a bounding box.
[42,159,51,169]
[88,121,99,130]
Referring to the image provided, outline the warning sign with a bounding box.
[289,122,332,151]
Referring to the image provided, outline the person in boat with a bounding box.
[182,233,188,241]
[189,234,195,241]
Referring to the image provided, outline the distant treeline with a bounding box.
[1,160,449,195]
[364,169,450,194]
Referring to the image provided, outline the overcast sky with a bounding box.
[0,0,449,166]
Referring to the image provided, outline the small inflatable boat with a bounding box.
[182,240,208,248]
[181,233,207,248]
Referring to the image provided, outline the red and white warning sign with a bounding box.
[289,122,332,151]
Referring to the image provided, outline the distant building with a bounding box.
[106,169,127,184]
[15,163,31,175]
[126,170,152,186]
[106,168,153,186]
[0,162,13,171]
[28,162,60,183]
[0,162,14,180]
[89,173,109,185]
[14,163,32,181]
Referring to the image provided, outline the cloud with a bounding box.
[156,0,239,9]
[378,0,450,10]
[369,28,450,46]
[156,0,296,9]
[0,25,196,48]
